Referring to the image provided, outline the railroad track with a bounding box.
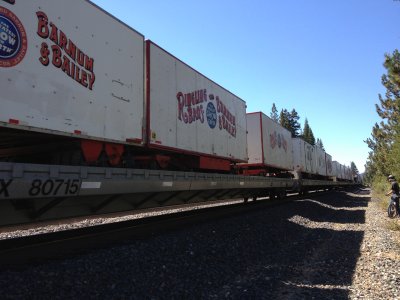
[0,189,338,269]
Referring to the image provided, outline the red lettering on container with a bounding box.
[177,89,206,124]
[35,11,96,91]
[36,11,49,38]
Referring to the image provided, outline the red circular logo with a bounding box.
[0,6,27,67]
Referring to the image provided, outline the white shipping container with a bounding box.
[332,161,338,178]
[0,1,145,144]
[346,167,353,181]
[340,164,345,180]
[341,164,346,180]
[247,112,293,171]
[304,142,316,174]
[147,41,247,162]
[292,138,305,172]
[332,161,341,179]
[343,166,349,180]
[314,146,327,176]
[292,138,316,175]
[325,153,334,177]
[341,165,347,180]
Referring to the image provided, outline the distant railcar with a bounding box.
[239,112,293,176]
[292,138,316,178]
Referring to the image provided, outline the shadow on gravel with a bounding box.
[293,192,367,224]
[0,189,370,299]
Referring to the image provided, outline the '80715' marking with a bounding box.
[28,179,80,197]
[0,179,81,198]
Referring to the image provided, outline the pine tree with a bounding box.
[365,49,400,180]
[280,108,301,137]
[279,109,290,131]
[289,109,301,138]
[302,118,315,145]
[350,161,359,176]
[309,126,316,146]
[316,138,324,150]
[302,119,310,139]
[270,103,279,122]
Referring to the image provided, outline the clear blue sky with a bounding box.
[92,0,400,173]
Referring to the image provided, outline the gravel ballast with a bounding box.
[0,188,399,299]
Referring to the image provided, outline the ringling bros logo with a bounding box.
[176,89,236,137]
[270,131,288,152]
[0,6,27,67]
[36,11,95,90]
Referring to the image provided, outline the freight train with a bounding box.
[0,0,353,181]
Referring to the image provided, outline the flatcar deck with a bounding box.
[0,162,353,227]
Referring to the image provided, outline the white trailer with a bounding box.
[314,146,327,176]
[244,112,293,174]
[325,153,334,177]
[343,166,348,180]
[292,138,316,175]
[346,167,353,181]
[146,41,247,170]
[332,161,341,180]
[341,165,349,181]
[0,1,145,145]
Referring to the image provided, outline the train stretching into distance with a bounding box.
[0,0,353,182]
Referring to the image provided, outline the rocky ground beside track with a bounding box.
[0,188,399,299]
[0,199,244,240]
[349,192,400,299]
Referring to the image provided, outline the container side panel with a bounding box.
[246,113,262,164]
[340,164,345,179]
[314,146,327,176]
[325,153,333,176]
[332,161,340,178]
[304,142,316,174]
[0,1,144,143]
[261,114,293,171]
[292,138,305,172]
[148,43,247,161]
